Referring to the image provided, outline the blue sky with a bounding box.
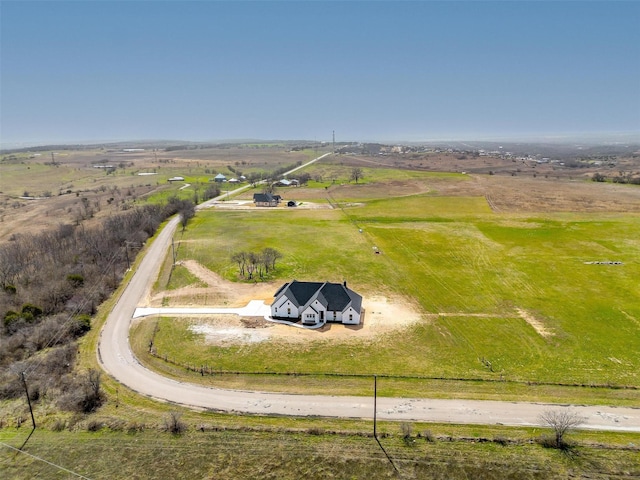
[1,1,639,146]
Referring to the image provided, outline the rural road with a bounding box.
[97,153,640,433]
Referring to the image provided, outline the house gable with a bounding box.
[253,192,280,207]
[271,280,362,325]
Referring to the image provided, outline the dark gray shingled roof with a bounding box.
[253,193,276,203]
[284,280,324,307]
[318,282,352,311]
[274,280,362,313]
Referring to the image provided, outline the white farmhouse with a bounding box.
[271,280,363,326]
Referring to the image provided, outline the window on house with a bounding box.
[287,308,291,315]
[349,314,353,321]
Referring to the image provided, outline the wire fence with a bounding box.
[146,345,638,391]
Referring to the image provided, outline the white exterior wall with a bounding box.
[300,305,319,324]
[342,306,360,325]
[271,286,362,326]
[271,297,299,319]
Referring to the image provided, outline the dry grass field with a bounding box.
[0,145,318,241]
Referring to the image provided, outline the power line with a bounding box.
[1,441,93,480]
[23,240,123,378]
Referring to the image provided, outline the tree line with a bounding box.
[231,248,283,280]
[0,196,194,413]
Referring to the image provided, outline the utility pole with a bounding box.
[372,374,399,473]
[332,130,335,153]
[124,242,130,270]
[21,372,36,429]
[373,374,377,437]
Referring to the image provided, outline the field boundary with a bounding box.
[147,347,640,392]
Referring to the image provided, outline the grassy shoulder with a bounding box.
[2,420,638,480]
[129,317,640,407]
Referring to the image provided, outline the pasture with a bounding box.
[142,169,640,403]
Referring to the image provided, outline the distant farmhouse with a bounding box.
[213,173,227,182]
[276,178,299,187]
[271,280,363,326]
[253,193,281,207]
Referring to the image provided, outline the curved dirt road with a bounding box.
[97,156,640,432]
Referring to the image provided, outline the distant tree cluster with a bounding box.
[244,161,305,188]
[202,184,221,201]
[231,248,283,280]
[591,171,640,184]
[0,199,182,411]
[612,172,640,185]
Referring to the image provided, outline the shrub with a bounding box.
[66,274,84,288]
[401,423,415,445]
[127,421,145,434]
[421,430,436,443]
[70,314,92,337]
[538,409,584,450]
[164,411,187,435]
[51,419,66,431]
[57,369,105,414]
[493,436,509,446]
[87,420,103,432]
[3,310,20,327]
[19,303,44,323]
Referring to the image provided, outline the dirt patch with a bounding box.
[189,315,273,346]
[205,200,331,210]
[516,308,553,338]
[150,260,277,307]
[162,261,423,345]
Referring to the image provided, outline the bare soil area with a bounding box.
[515,308,554,338]
[157,260,423,344]
[204,200,331,210]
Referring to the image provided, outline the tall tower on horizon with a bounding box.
[332,130,335,152]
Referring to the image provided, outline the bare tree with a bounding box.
[261,247,282,272]
[262,183,276,195]
[246,252,258,280]
[179,202,195,231]
[231,251,248,277]
[351,167,364,184]
[539,409,584,448]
